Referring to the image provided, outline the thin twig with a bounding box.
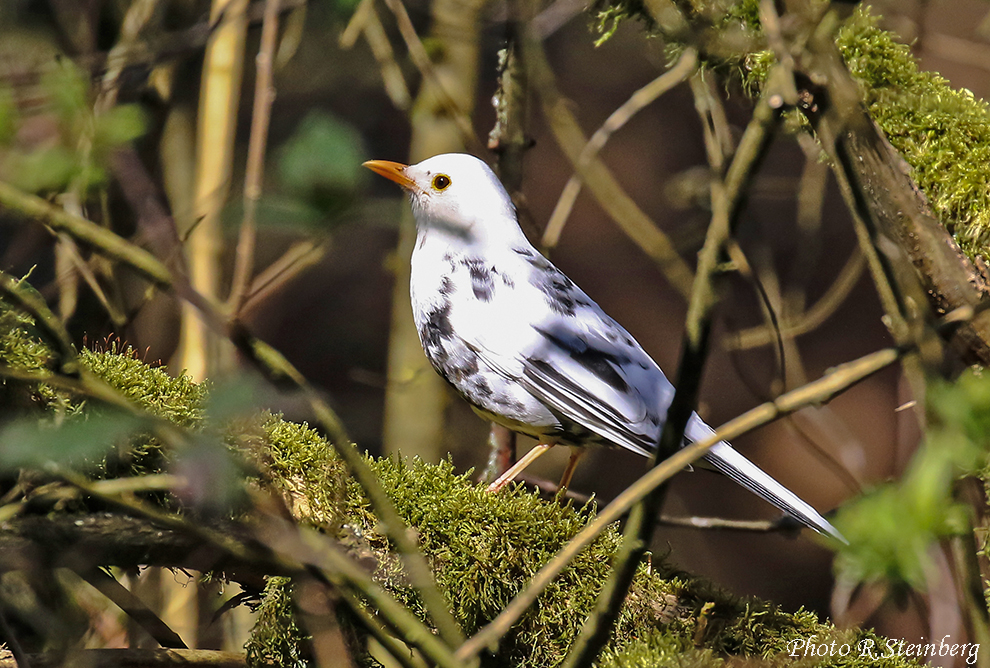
[56,234,127,326]
[340,0,412,110]
[77,568,188,649]
[948,481,990,663]
[254,518,464,668]
[656,514,798,533]
[97,0,162,111]
[228,0,282,313]
[542,48,697,249]
[684,78,784,343]
[241,240,326,316]
[0,182,173,288]
[687,71,731,175]
[799,11,924,349]
[725,246,865,350]
[379,0,484,153]
[522,26,695,300]
[339,589,429,668]
[786,134,830,320]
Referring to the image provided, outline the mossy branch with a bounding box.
[1,311,941,666]
[0,181,173,288]
[798,12,990,363]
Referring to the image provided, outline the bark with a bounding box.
[0,513,265,590]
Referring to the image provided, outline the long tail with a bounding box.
[687,415,846,544]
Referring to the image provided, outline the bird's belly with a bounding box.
[423,338,644,452]
[421,335,559,433]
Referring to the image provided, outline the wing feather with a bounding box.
[472,297,671,458]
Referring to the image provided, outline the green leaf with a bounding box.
[2,146,80,193]
[171,438,246,514]
[94,104,147,148]
[205,374,271,424]
[0,411,143,472]
[222,194,325,232]
[277,110,368,209]
[40,59,90,132]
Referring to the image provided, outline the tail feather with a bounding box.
[687,416,846,544]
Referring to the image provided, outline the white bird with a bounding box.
[365,152,843,542]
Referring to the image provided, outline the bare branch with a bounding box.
[542,49,698,249]
[77,568,188,649]
[228,0,283,313]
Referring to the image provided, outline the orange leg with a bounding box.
[487,442,555,492]
[557,446,585,492]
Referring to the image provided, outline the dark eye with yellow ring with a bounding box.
[432,174,451,191]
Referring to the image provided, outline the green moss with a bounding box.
[0,299,54,372]
[78,347,207,427]
[331,457,921,668]
[836,11,990,260]
[598,630,720,667]
[344,457,681,666]
[76,347,207,475]
[231,413,349,533]
[0,295,64,409]
[245,577,309,668]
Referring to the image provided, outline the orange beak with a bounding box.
[363,159,419,192]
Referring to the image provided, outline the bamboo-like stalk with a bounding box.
[380,0,487,461]
[167,2,247,638]
[177,0,249,382]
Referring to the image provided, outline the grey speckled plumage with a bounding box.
[365,153,844,543]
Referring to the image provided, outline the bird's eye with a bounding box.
[432,174,451,191]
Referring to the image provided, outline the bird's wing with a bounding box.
[471,277,670,458]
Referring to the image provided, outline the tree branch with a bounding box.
[0,649,250,668]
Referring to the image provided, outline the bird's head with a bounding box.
[363,153,521,246]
